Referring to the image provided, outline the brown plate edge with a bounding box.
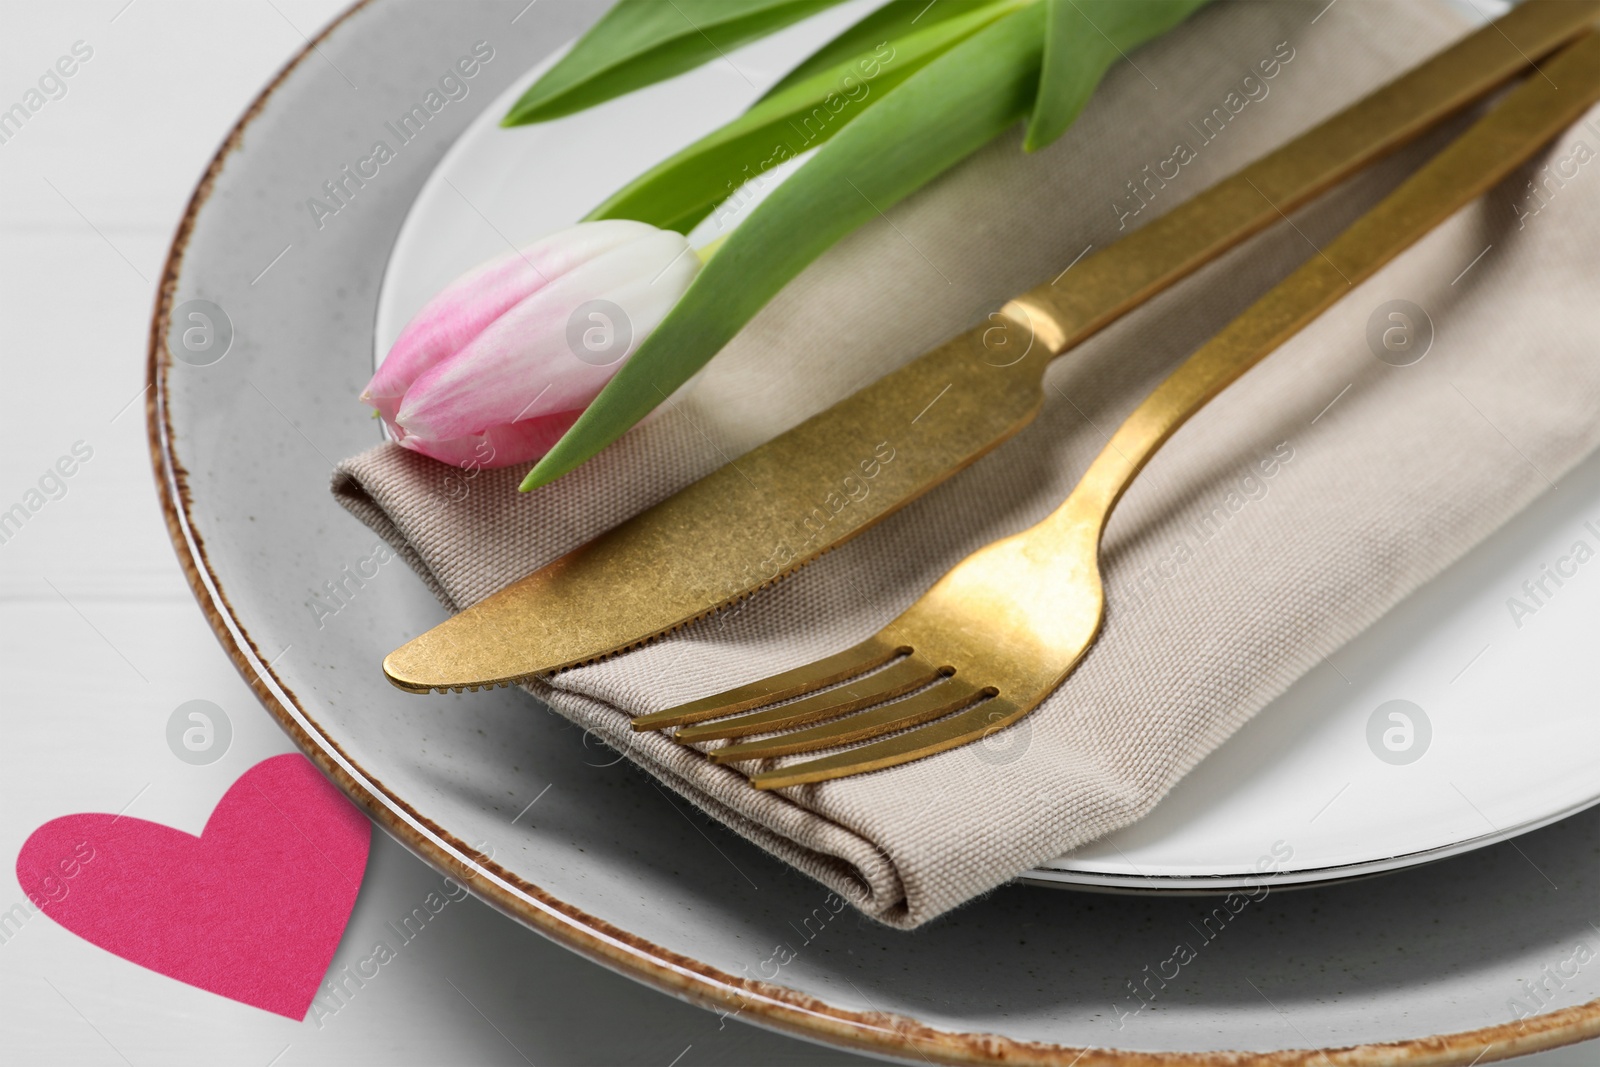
[141,2,1600,1064]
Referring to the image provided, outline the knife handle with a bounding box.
[1000,0,1599,368]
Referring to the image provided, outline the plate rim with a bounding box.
[145,2,1600,1062]
[1032,789,1600,891]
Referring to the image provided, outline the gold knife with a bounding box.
[384,0,1598,694]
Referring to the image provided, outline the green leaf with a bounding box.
[587,0,1030,233]
[1025,0,1211,151]
[757,0,1017,101]
[522,1,1048,490]
[501,0,853,126]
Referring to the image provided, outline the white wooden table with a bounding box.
[0,2,1590,1064]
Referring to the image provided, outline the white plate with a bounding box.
[375,11,1600,892]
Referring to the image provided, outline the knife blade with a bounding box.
[384,0,1599,693]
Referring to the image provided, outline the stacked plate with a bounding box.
[151,1,1600,1061]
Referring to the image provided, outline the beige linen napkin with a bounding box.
[333,0,1600,926]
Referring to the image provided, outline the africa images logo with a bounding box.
[303,42,495,232]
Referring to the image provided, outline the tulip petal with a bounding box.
[395,229,699,444]
[362,219,660,420]
[392,408,583,469]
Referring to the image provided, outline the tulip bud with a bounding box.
[362,219,700,469]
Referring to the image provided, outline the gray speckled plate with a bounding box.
[149,1,1600,1062]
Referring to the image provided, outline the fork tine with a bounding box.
[674,657,943,744]
[749,694,1028,790]
[708,678,988,763]
[630,636,904,732]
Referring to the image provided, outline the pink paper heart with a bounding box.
[15,753,371,1019]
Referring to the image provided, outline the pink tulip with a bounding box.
[362,219,701,469]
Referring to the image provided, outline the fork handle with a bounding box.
[1058,30,1600,535]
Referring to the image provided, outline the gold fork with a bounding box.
[630,30,1600,790]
